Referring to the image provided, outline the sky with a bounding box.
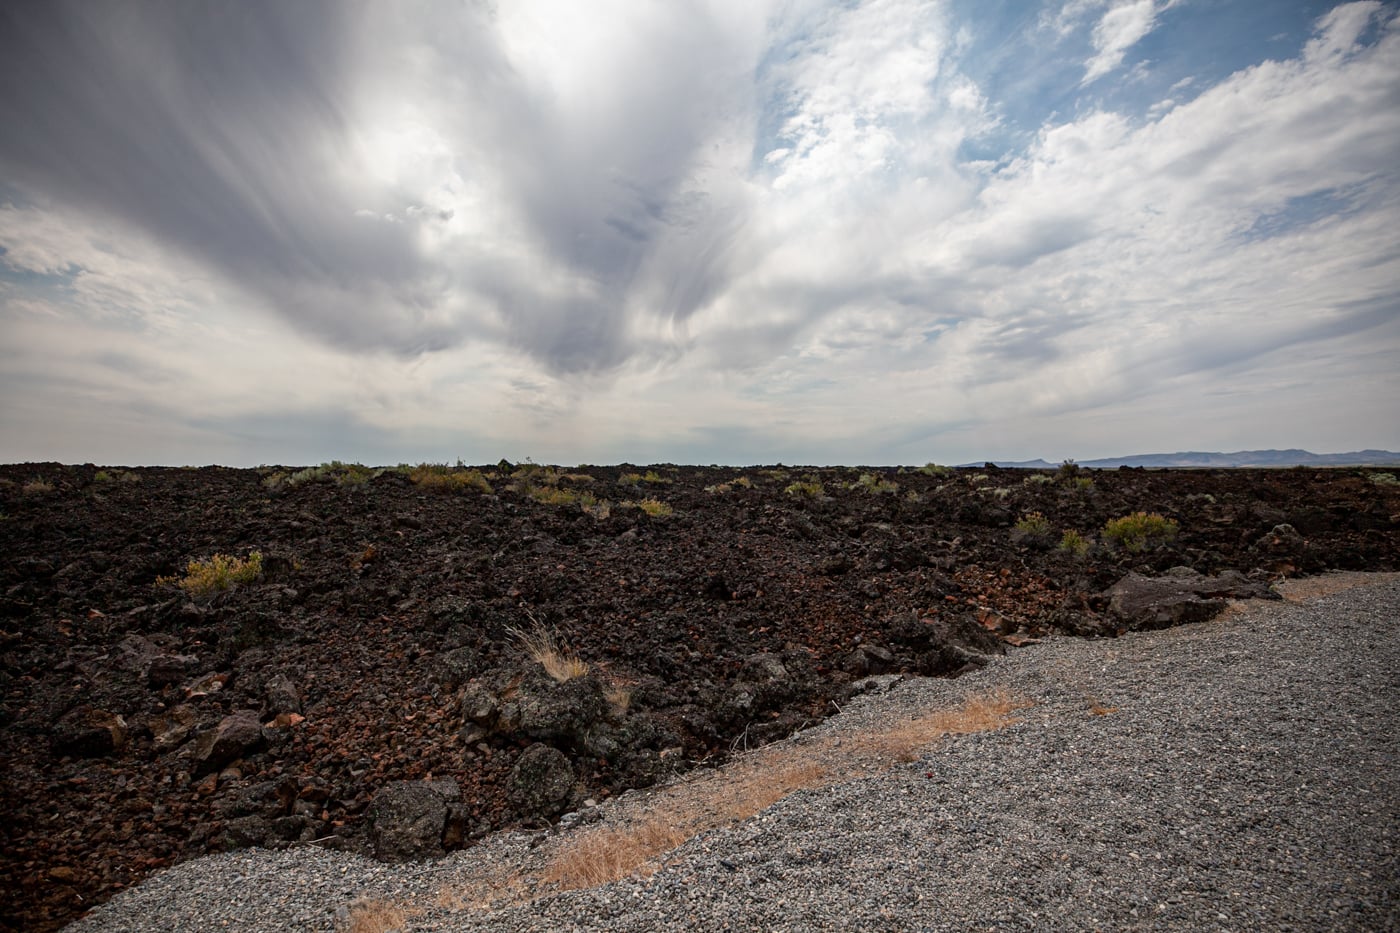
[1,0,1398,467]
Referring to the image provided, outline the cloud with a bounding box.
[1,1,1398,465]
[1082,1,1162,84]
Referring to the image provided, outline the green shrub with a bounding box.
[1102,512,1178,552]
[784,480,825,498]
[919,463,952,476]
[631,497,673,517]
[1368,472,1398,486]
[1014,512,1053,536]
[855,472,899,495]
[158,552,263,598]
[1058,530,1090,556]
[93,470,114,483]
[22,479,54,496]
[1023,473,1054,486]
[410,464,493,493]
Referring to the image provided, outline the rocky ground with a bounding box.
[2,460,1397,932]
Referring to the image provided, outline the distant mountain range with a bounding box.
[958,449,1400,469]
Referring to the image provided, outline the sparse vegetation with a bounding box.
[603,681,633,717]
[919,463,952,476]
[784,479,824,498]
[1368,472,1399,486]
[262,461,380,490]
[855,472,899,495]
[509,620,589,683]
[1058,529,1091,556]
[157,552,263,598]
[629,497,673,518]
[1023,473,1054,486]
[1014,512,1052,536]
[409,464,493,494]
[344,898,419,933]
[22,479,54,496]
[619,470,670,486]
[1102,512,1178,552]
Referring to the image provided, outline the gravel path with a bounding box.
[68,575,1399,932]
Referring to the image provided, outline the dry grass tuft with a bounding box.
[438,689,1028,912]
[344,898,418,933]
[508,620,589,682]
[542,818,690,889]
[539,693,1026,893]
[860,688,1026,761]
[603,681,633,717]
[542,760,832,891]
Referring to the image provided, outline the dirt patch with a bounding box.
[2,461,1397,931]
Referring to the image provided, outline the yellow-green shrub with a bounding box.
[1102,512,1178,552]
[158,552,263,598]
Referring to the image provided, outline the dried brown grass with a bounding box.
[542,760,830,890]
[344,898,418,933]
[858,688,1025,762]
[539,690,1023,892]
[508,621,589,682]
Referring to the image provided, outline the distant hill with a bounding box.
[958,449,1400,469]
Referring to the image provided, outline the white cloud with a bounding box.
[1,1,1398,465]
[1082,0,1161,84]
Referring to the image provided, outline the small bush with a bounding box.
[634,498,673,518]
[410,464,493,494]
[1023,473,1054,486]
[784,480,824,498]
[1102,512,1178,552]
[1368,472,1399,486]
[732,475,753,488]
[856,473,899,495]
[22,479,54,495]
[1014,512,1052,536]
[919,463,952,476]
[90,469,140,486]
[157,552,263,598]
[1058,529,1091,556]
[704,482,732,494]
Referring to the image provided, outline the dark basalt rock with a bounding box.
[1106,567,1278,631]
[367,779,461,862]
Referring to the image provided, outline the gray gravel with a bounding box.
[68,577,1399,932]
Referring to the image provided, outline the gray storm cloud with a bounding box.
[0,1,761,371]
